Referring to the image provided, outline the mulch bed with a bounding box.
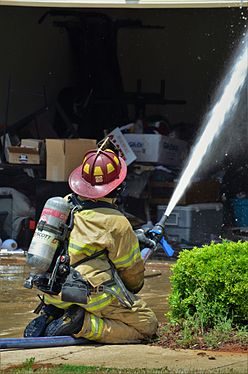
[152,323,248,354]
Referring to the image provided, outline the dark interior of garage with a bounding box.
[0,5,247,251]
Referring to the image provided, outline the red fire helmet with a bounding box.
[69,149,127,199]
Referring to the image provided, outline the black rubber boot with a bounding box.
[23,304,64,338]
[44,305,85,336]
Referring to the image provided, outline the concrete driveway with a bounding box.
[1,343,248,373]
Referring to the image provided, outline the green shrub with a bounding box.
[167,240,248,329]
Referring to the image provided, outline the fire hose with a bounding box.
[0,336,90,349]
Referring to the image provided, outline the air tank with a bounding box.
[27,197,71,272]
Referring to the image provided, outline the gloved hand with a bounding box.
[135,228,156,249]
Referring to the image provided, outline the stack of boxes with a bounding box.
[7,138,96,182]
[6,132,224,248]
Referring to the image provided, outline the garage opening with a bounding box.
[0,2,247,250]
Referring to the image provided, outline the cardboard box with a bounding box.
[6,138,45,165]
[7,147,40,164]
[21,139,44,149]
[21,139,45,163]
[124,133,188,167]
[106,127,136,166]
[7,142,41,164]
[46,138,96,181]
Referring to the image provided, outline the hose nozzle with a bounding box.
[156,214,169,231]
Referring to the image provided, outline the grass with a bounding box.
[1,363,246,374]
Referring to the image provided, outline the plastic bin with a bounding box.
[157,203,223,246]
[231,198,248,227]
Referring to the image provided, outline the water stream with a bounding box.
[165,33,248,218]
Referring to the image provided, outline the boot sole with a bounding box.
[23,314,48,338]
[44,309,85,336]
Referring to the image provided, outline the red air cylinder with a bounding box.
[27,197,71,272]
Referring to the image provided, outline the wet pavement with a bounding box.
[0,256,172,338]
[0,257,37,338]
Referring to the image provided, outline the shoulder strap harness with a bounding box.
[67,193,134,309]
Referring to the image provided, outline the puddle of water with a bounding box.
[0,258,173,338]
[0,258,38,338]
[141,262,172,322]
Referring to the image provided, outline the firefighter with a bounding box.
[24,145,158,343]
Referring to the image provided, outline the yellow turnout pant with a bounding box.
[45,293,158,344]
[75,295,158,344]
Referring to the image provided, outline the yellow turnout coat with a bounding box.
[45,196,158,343]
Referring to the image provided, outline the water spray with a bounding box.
[141,32,248,262]
[161,32,248,224]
